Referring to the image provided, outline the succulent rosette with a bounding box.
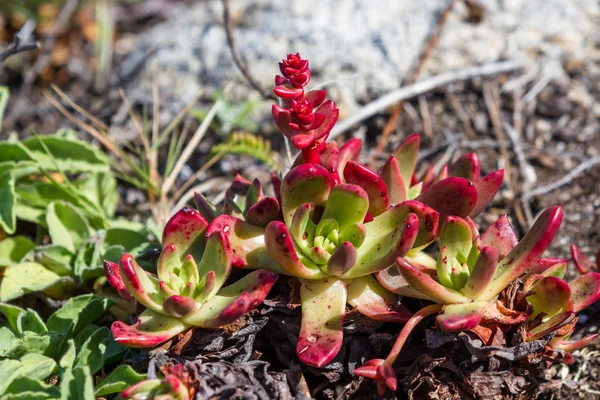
[118,365,190,400]
[358,206,600,394]
[104,207,278,348]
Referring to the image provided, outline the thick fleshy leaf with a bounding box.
[345,213,419,278]
[280,164,332,225]
[119,254,164,312]
[540,260,568,278]
[437,216,473,288]
[104,261,135,302]
[347,274,411,322]
[559,334,598,352]
[397,257,471,304]
[193,192,218,222]
[205,215,277,271]
[195,231,232,298]
[415,177,478,220]
[157,244,180,286]
[319,141,339,176]
[245,197,279,228]
[343,161,389,216]
[327,241,357,276]
[111,309,189,348]
[571,244,596,274]
[527,311,575,341]
[338,138,362,179]
[184,270,278,327]
[436,302,487,331]
[321,184,369,230]
[162,207,208,259]
[449,153,481,182]
[461,247,499,299]
[392,133,420,193]
[376,265,439,301]
[264,221,325,279]
[297,278,346,368]
[380,155,407,205]
[527,258,568,276]
[312,100,339,141]
[162,296,198,318]
[470,169,504,217]
[527,276,571,318]
[480,215,518,259]
[272,105,294,137]
[569,272,600,313]
[476,207,563,301]
[273,85,303,99]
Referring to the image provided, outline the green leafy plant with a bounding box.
[0,294,146,399]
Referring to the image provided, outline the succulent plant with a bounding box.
[118,364,190,400]
[104,207,278,348]
[356,207,569,394]
[520,269,600,357]
[571,243,600,274]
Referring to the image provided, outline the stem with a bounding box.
[384,304,442,365]
[302,146,320,164]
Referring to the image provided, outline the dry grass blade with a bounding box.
[119,88,150,155]
[50,84,109,131]
[161,99,224,195]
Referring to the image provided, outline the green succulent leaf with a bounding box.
[94,365,147,396]
[436,301,487,331]
[0,236,34,266]
[347,274,410,322]
[321,184,369,231]
[46,201,92,254]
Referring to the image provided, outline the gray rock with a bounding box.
[113,0,599,123]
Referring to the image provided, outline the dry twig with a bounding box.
[222,0,275,100]
[329,60,522,140]
[369,0,457,167]
[0,20,40,67]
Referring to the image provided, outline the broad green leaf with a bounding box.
[0,327,17,356]
[0,354,57,394]
[0,142,34,164]
[0,160,39,180]
[0,262,65,302]
[3,331,62,359]
[0,303,26,332]
[2,377,60,400]
[16,309,47,334]
[75,327,110,374]
[32,245,74,276]
[0,236,35,266]
[94,365,147,396]
[47,294,114,337]
[104,227,149,251]
[75,172,118,219]
[46,201,92,254]
[0,172,16,234]
[14,203,45,225]
[22,134,111,173]
[59,339,76,369]
[102,244,126,264]
[73,232,105,282]
[60,365,94,400]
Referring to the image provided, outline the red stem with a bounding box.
[384,304,442,365]
[302,146,321,164]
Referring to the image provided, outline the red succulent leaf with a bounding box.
[162,207,208,255]
[291,132,316,149]
[380,155,407,205]
[104,260,135,303]
[415,177,478,220]
[470,169,504,217]
[480,214,519,259]
[571,244,596,274]
[312,100,339,142]
[273,84,304,99]
[569,272,600,313]
[343,161,390,217]
[205,215,264,268]
[304,89,326,107]
[449,153,481,182]
[338,138,362,179]
[245,197,280,228]
[528,258,568,275]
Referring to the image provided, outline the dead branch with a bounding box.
[0,20,40,67]
[369,0,457,167]
[522,156,600,201]
[222,0,275,100]
[330,60,522,139]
